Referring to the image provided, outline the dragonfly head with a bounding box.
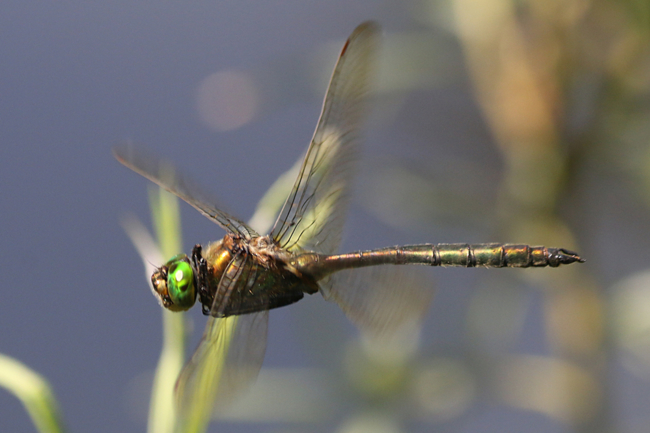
[151,254,197,312]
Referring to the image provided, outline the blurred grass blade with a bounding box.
[148,183,186,433]
[121,169,190,431]
[176,316,240,433]
[0,353,66,433]
[122,178,186,433]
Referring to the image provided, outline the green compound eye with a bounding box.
[166,259,196,311]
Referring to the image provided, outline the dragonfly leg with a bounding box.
[191,244,213,314]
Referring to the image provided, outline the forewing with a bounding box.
[114,145,258,239]
[270,22,379,254]
[173,312,268,431]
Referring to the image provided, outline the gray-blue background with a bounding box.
[2,1,649,433]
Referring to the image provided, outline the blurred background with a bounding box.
[2,0,650,432]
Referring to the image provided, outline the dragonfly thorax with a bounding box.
[187,234,322,317]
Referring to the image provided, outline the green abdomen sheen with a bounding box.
[431,243,578,267]
[293,243,584,281]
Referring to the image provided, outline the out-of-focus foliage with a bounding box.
[348,1,650,432]
[0,355,66,433]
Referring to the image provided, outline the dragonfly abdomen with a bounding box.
[428,243,584,268]
[295,243,584,280]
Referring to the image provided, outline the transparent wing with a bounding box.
[174,253,268,431]
[114,145,258,239]
[323,265,434,337]
[270,21,379,254]
[173,312,268,431]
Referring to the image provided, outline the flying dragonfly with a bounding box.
[115,21,583,427]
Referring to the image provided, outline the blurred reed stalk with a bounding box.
[448,0,646,429]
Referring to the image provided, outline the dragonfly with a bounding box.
[115,21,584,426]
